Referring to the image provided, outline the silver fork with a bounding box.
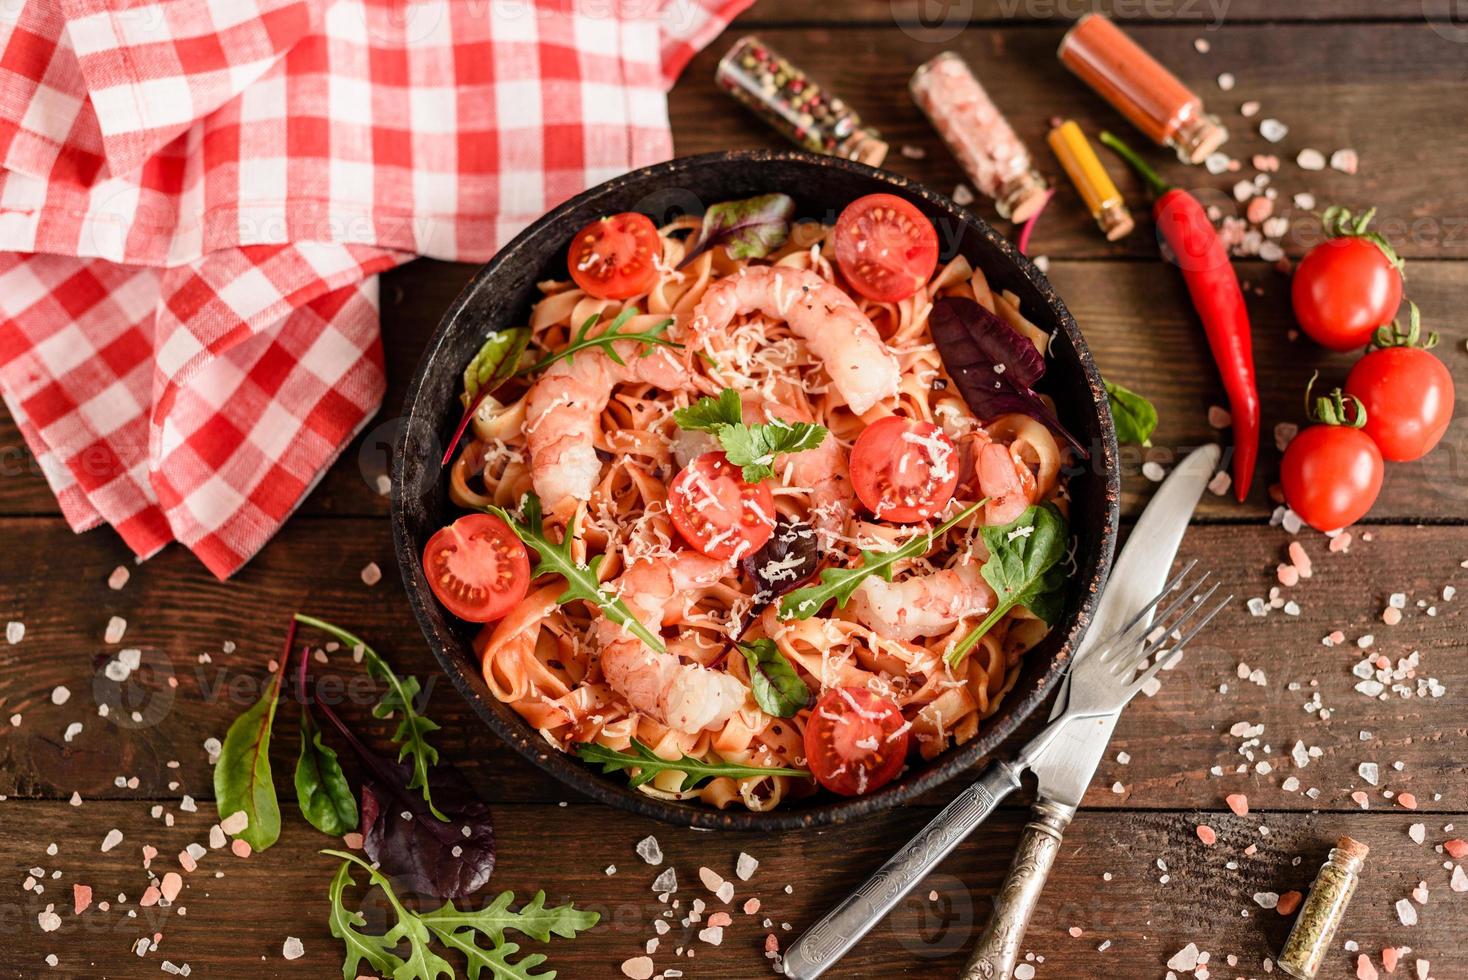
[782,565,1230,980]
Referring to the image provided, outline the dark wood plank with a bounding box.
[671,22,1468,262]
[3,517,1464,816]
[1,801,1462,978]
[742,0,1434,25]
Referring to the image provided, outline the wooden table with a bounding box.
[3,3,1466,977]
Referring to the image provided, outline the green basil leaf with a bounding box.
[294,708,358,837]
[213,656,288,851]
[679,193,795,268]
[1104,379,1158,447]
[736,639,810,718]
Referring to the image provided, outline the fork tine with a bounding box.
[1122,593,1232,697]
[1111,580,1220,678]
[1107,575,1213,672]
[1093,560,1199,664]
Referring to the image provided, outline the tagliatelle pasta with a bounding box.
[447,211,1070,811]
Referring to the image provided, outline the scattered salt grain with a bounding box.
[1450,866,1468,892]
[51,686,70,706]
[1254,891,1280,910]
[1408,823,1426,844]
[360,562,382,586]
[1208,471,1232,496]
[1015,965,1037,980]
[1358,762,1380,786]
[1142,461,1165,482]
[1207,405,1232,428]
[952,184,975,206]
[1226,793,1249,816]
[1217,72,1235,91]
[1260,119,1288,142]
[37,907,61,932]
[1194,37,1210,52]
[1197,824,1217,846]
[1276,891,1303,916]
[636,835,663,865]
[1168,943,1201,971]
[282,937,305,961]
[1297,148,1327,171]
[100,829,123,852]
[1205,153,1231,175]
[736,852,759,881]
[1395,898,1418,926]
[5,621,23,644]
[219,810,249,835]
[108,565,131,590]
[1330,148,1359,174]
[104,616,127,643]
[652,868,678,894]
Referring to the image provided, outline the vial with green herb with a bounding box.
[1277,835,1370,979]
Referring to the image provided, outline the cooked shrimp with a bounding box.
[848,561,996,642]
[747,395,855,546]
[977,441,1036,526]
[596,553,748,733]
[524,341,688,507]
[688,265,900,415]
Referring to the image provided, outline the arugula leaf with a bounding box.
[518,307,680,377]
[678,193,796,268]
[945,503,1070,667]
[674,388,828,482]
[1104,379,1158,447]
[325,852,597,980]
[443,326,532,466]
[779,502,982,620]
[487,495,666,655]
[294,707,358,837]
[736,639,810,718]
[294,614,447,822]
[213,619,294,851]
[576,739,810,790]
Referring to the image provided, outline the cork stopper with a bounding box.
[1098,200,1135,241]
[1335,836,1370,862]
[847,132,890,168]
[1172,113,1229,164]
[999,171,1051,223]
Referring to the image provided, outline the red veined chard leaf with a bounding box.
[678,193,796,269]
[441,326,531,466]
[928,295,1087,458]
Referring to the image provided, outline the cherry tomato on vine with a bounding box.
[423,513,531,622]
[803,687,910,797]
[849,416,960,523]
[567,212,661,299]
[669,452,776,560]
[1280,383,1383,531]
[1292,206,1404,352]
[1343,303,1455,462]
[833,193,939,303]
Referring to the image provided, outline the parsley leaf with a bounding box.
[673,388,828,482]
[487,495,666,655]
[735,639,810,718]
[778,502,982,620]
[575,739,809,790]
[945,503,1069,668]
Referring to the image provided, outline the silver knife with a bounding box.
[782,444,1221,980]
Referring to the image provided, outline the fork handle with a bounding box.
[780,759,1024,980]
[959,798,1075,980]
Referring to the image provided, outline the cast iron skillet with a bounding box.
[391,149,1119,830]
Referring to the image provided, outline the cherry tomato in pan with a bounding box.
[833,193,939,303]
[1343,304,1455,462]
[423,513,531,623]
[849,416,960,523]
[567,212,661,299]
[1292,208,1403,352]
[804,686,910,797]
[1280,385,1383,531]
[669,452,776,561]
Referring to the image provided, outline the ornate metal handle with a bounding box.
[781,760,1024,980]
[959,799,1075,980]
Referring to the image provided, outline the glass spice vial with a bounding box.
[909,51,1049,222]
[1046,119,1134,241]
[1277,836,1371,980]
[716,35,888,166]
[1057,13,1228,165]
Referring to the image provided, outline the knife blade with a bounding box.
[1028,443,1221,808]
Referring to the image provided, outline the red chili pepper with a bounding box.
[1100,131,1259,501]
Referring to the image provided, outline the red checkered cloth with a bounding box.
[0,0,750,577]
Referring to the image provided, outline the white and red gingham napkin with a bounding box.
[0,0,749,577]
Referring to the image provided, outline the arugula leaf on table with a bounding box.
[674,388,828,482]
[736,639,809,718]
[487,494,666,654]
[294,613,447,822]
[213,618,294,851]
[1104,379,1158,447]
[294,707,358,837]
[576,739,810,790]
[517,307,680,377]
[945,503,1070,668]
[443,326,533,465]
[778,502,982,621]
[325,851,597,980]
[677,193,796,269]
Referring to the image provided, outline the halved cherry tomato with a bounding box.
[804,686,910,797]
[423,513,531,622]
[849,416,959,523]
[669,452,776,560]
[832,193,939,303]
[567,212,660,299]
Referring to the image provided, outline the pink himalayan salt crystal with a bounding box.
[142,845,158,868]
[1068,926,1084,938]
[1330,532,1352,553]
[743,898,761,915]
[1358,954,1379,980]
[1288,541,1312,577]
[1246,196,1275,224]
[1197,825,1218,846]
[140,884,161,907]
[73,884,93,915]
[1352,791,1371,809]
[1276,891,1303,916]
[1398,793,1418,810]
[1207,405,1232,428]
[1226,794,1249,816]
[231,839,252,858]
[1382,948,1401,972]
[1244,844,1259,856]
[218,811,249,835]
[178,850,197,873]
[160,872,183,903]
[1444,839,1468,859]
[707,912,733,929]
[765,934,780,954]
[1383,606,1403,626]
[1277,564,1300,587]
[620,956,655,980]
[343,832,365,849]
[1252,154,1280,172]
